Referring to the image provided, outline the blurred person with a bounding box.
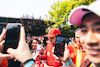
[30,38,44,56]
[43,36,48,51]
[68,28,87,67]
[68,0,100,67]
[30,38,44,67]
[38,36,44,46]
[26,34,31,44]
[40,28,63,67]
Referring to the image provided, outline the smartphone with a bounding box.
[54,35,66,56]
[36,44,42,55]
[2,23,21,54]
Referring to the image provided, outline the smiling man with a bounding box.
[41,28,63,67]
[69,1,100,67]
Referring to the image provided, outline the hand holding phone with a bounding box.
[2,23,21,54]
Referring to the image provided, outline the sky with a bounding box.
[0,0,64,19]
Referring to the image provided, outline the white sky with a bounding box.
[0,0,64,19]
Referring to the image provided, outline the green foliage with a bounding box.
[44,0,95,36]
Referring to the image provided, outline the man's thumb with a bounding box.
[7,48,16,55]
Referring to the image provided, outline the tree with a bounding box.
[44,0,95,37]
[20,15,48,36]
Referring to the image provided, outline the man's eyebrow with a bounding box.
[92,22,100,26]
[79,25,86,28]
[80,22,100,28]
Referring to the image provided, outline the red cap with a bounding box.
[44,28,61,37]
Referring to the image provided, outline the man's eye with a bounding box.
[97,28,100,31]
[81,30,87,32]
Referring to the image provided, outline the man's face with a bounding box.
[80,13,100,64]
[75,29,81,45]
[48,36,56,45]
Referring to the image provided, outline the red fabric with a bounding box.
[0,59,8,67]
[68,41,87,65]
[44,28,61,37]
[41,43,62,67]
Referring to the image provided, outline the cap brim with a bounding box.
[69,1,100,26]
[44,34,55,37]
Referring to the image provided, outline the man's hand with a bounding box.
[0,29,14,63]
[59,44,70,62]
[59,44,76,67]
[7,27,32,63]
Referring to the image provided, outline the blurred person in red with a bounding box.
[40,28,63,67]
[68,28,87,67]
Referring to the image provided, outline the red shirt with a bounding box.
[41,43,62,67]
[68,41,87,67]
[0,59,8,67]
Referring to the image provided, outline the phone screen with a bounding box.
[54,35,66,56]
[2,23,21,53]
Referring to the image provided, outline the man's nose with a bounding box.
[48,38,52,41]
[85,31,97,44]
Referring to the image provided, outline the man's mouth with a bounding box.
[32,45,36,47]
[88,49,100,55]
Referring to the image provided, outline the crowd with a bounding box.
[0,0,100,67]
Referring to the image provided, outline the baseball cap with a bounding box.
[44,28,61,37]
[68,1,100,26]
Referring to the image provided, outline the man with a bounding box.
[68,28,87,67]
[41,28,63,67]
[68,0,100,67]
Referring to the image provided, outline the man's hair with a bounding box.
[82,12,94,22]
[79,12,95,28]
[75,28,80,33]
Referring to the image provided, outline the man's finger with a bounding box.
[0,53,14,59]
[0,40,5,51]
[65,43,68,51]
[7,48,16,56]
[20,27,26,42]
[0,29,7,42]
[0,40,5,45]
